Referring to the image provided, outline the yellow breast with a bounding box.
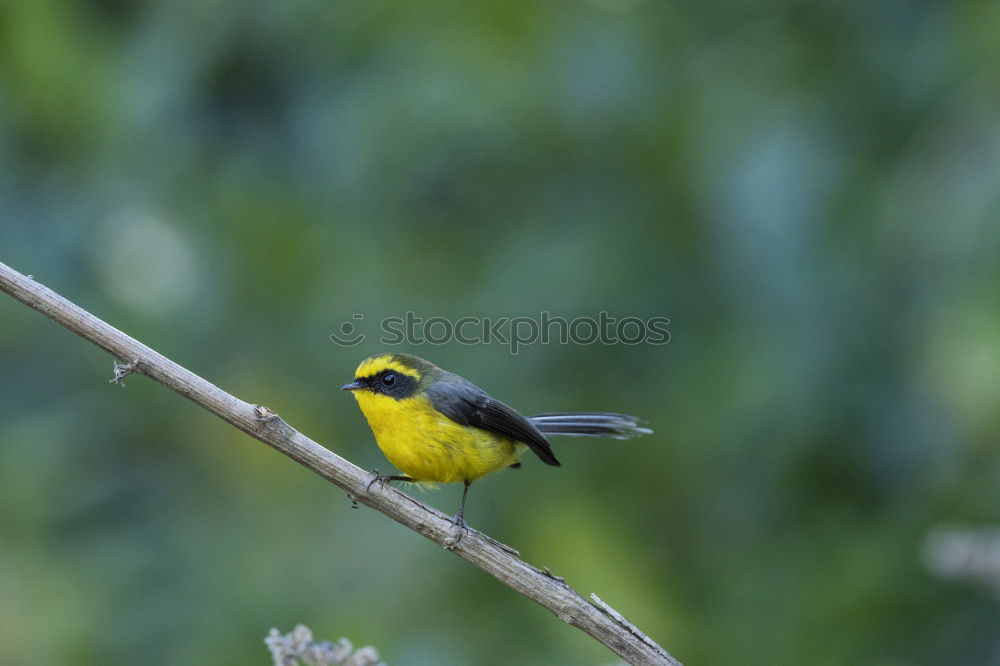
[352,391,522,483]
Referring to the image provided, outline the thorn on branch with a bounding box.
[255,404,281,423]
[541,566,565,583]
[109,360,137,388]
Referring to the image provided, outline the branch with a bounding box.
[0,260,680,666]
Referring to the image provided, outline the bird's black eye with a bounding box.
[382,373,396,386]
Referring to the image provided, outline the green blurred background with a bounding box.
[3,1,1000,664]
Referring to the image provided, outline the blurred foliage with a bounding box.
[2,1,1000,664]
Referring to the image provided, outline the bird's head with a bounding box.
[341,353,438,401]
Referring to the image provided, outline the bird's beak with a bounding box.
[341,379,366,392]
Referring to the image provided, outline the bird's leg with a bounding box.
[452,480,472,529]
[367,469,414,492]
[442,480,473,550]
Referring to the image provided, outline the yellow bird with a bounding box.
[342,353,651,526]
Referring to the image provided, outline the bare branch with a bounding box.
[0,260,680,666]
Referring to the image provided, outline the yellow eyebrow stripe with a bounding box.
[354,356,422,381]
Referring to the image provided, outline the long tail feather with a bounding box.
[528,412,652,439]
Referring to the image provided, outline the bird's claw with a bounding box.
[443,511,468,550]
[366,470,390,493]
[444,518,467,550]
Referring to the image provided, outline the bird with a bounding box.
[341,353,651,528]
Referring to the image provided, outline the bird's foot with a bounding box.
[444,511,468,550]
[366,470,412,493]
[366,470,388,493]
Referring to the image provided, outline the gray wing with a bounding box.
[426,375,560,467]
